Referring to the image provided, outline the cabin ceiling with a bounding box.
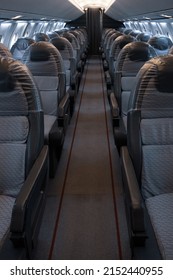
[107,0,173,21]
[0,0,173,22]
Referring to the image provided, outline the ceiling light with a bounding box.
[68,0,115,12]
[143,17,151,20]
[161,14,172,18]
[11,15,22,20]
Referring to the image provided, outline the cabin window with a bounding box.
[0,22,12,44]
[9,22,28,49]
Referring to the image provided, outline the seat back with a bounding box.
[69,30,87,64]
[0,56,44,247]
[51,37,75,88]
[33,32,49,42]
[109,34,136,82]
[129,30,141,38]
[105,31,122,65]
[0,42,12,58]
[63,32,79,54]
[10,37,35,61]
[22,41,66,116]
[63,32,82,71]
[148,36,173,56]
[115,41,156,119]
[123,28,133,35]
[103,29,115,54]
[126,56,173,259]
[100,28,112,50]
[47,32,60,40]
[136,32,151,42]
[128,55,173,198]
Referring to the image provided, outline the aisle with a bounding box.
[34,56,130,260]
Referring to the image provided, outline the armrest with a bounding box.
[114,71,122,106]
[70,64,79,89]
[105,71,112,91]
[58,92,70,130]
[70,57,77,74]
[58,72,66,101]
[58,92,70,118]
[121,146,147,244]
[10,145,49,243]
[110,92,119,126]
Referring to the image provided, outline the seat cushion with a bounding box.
[0,195,15,246]
[44,115,57,142]
[146,193,173,259]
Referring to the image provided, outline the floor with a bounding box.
[34,55,131,260]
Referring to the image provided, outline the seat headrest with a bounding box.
[30,43,51,61]
[110,32,122,41]
[48,33,60,40]
[136,33,151,42]
[33,33,49,42]
[126,42,156,61]
[116,35,136,49]
[63,33,73,43]
[15,38,35,51]
[148,36,173,50]
[129,30,141,38]
[124,29,133,35]
[155,56,173,93]
[0,58,15,91]
[51,38,66,50]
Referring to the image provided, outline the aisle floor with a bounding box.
[34,55,131,260]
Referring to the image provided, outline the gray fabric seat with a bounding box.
[105,31,122,67]
[129,30,141,38]
[148,35,173,56]
[101,29,115,68]
[136,32,151,42]
[22,41,68,177]
[108,34,136,84]
[33,32,49,42]
[110,41,156,151]
[123,28,133,35]
[146,193,173,259]
[47,32,60,40]
[0,42,12,57]
[0,56,48,258]
[10,37,35,61]
[51,36,80,114]
[103,31,122,82]
[69,30,87,68]
[101,29,114,56]
[121,55,173,259]
[0,196,15,245]
[100,28,112,54]
[63,31,84,74]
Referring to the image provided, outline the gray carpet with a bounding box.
[34,56,131,260]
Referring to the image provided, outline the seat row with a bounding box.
[101,28,173,151]
[101,28,172,90]
[0,28,88,259]
[0,28,88,176]
[101,28,173,259]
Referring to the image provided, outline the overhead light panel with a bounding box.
[11,15,22,20]
[68,0,115,12]
[161,14,172,18]
[143,16,151,20]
